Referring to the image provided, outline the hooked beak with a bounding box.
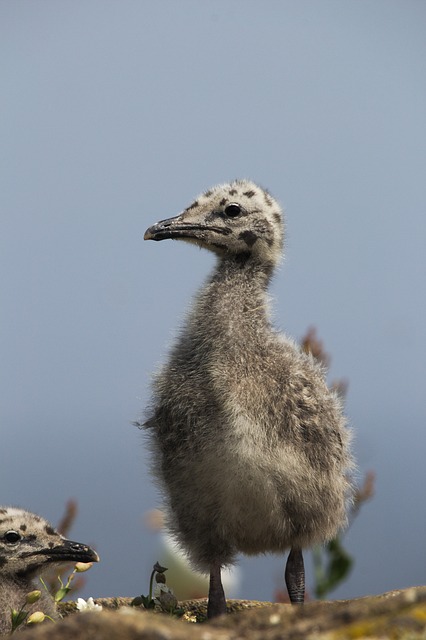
[144,215,189,241]
[144,216,230,242]
[38,539,99,564]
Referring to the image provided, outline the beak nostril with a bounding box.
[158,216,180,228]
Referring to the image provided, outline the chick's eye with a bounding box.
[5,530,21,544]
[224,203,242,218]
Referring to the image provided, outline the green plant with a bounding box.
[302,327,375,600]
[10,561,96,633]
[131,561,184,616]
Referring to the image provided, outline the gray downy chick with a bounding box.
[143,180,353,618]
[0,506,98,634]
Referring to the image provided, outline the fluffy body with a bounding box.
[144,180,353,574]
[0,507,98,634]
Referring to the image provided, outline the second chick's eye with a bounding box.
[224,203,242,218]
[5,530,21,544]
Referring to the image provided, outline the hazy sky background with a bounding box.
[1,1,425,603]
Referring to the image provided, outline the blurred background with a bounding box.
[1,0,425,603]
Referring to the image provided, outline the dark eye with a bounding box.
[5,530,21,544]
[224,203,242,218]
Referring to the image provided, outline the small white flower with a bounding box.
[153,583,178,611]
[153,583,173,602]
[76,597,103,613]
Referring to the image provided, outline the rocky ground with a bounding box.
[19,586,426,639]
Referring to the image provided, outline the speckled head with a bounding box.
[0,507,99,578]
[144,179,285,267]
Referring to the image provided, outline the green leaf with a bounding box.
[54,586,71,602]
[139,594,155,609]
[11,609,28,632]
[314,537,353,599]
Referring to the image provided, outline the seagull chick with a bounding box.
[143,180,353,617]
[0,506,98,633]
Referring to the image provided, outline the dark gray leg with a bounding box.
[285,547,305,604]
[207,562,226,618]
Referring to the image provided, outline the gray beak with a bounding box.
[40,539,99,564]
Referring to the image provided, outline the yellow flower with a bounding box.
[75,562,94,573]
[27,611,45,625]
[26,590,41,604]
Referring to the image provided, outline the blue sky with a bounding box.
[1,1,425,602]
